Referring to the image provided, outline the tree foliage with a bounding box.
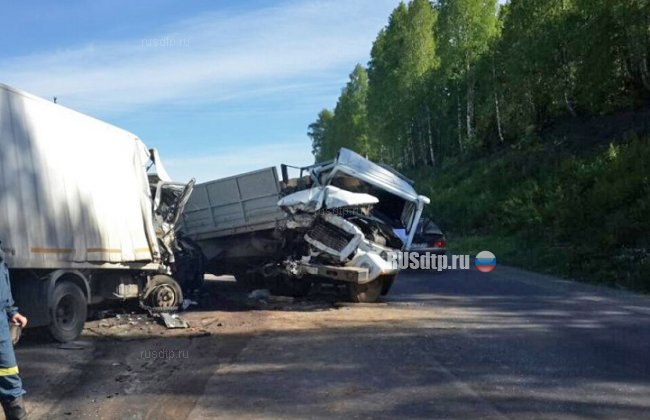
[308,0,650,166]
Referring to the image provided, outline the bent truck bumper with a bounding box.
[296,261,398,284]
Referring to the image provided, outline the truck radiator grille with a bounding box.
[306,218,354,252]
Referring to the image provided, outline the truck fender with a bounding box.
[45,270,91,304]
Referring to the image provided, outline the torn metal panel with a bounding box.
[323,187,378,210]
[313,148,431,249]
[278,185,378,214]
[159,313,190,329]
[148,148,172,182]
[346,245,398,281]
[323,148,420,202]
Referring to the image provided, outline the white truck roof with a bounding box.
[0,83,159,268]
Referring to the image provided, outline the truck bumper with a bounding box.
[296,262,371,284]
[296,261,398,284]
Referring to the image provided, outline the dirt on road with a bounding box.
[17,276,447,420]
[14,268,650,419]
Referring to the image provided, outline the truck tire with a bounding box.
[49,281,88,342]
[142,275,183,309]
[348,278,383,303]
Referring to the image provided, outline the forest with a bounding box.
[308,0,650,290]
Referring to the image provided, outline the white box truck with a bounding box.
[0,84,198,341]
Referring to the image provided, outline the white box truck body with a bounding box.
[0,83,195,341]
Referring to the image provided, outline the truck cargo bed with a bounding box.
[181,167,285,240]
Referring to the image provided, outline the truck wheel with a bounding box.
[49,281,87,342]
[142,275,183,309]
[348,278,383,303]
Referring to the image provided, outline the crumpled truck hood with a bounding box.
[278,185,378,214]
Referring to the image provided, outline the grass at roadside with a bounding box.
[408,128,650,293]
[448,233,573,281]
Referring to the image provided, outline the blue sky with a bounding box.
[1,0,403,181]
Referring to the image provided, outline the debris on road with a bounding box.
[334,301,388,308]
[248,289,271,300]
[268,295,294,304]
[57,341,93,350]
[181,299,199,310]
[159,313,190,329]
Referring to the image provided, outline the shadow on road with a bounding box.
[13,268,650,419]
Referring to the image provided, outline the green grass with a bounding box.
[411,132,650,292]
[448,233,573,279]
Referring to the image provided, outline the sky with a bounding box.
[0,0,405,182]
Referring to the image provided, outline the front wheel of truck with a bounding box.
[348,278,383,303]
[49,281,88,342]
[141,275,183,310]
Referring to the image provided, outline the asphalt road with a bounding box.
[15,266,650,419]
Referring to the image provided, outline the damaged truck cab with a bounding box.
[182,148,429,302]
[0,84,195,342]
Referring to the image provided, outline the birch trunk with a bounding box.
[457,84,464,154]
[466,60,474,141]
[426,106,435,165]
[491,57,505,143]
[564,90,577,117]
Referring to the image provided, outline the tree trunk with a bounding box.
[466,61,474,141]
[527,83,536,118]
[640,9,650,92]
[426,106,435,166]
[410,138,416,167]
[436,125,442,165]
[456,83,464,154]
[492,57,505,143]
[466,85,474,141]
[641,53,650,92]
[564,90,577,117]
[407,121,416,168]
[561,45,577,117]
[494,90,505,143]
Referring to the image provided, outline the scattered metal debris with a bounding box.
[159,313,190,329]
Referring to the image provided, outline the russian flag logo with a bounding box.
[475,251,496,273]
